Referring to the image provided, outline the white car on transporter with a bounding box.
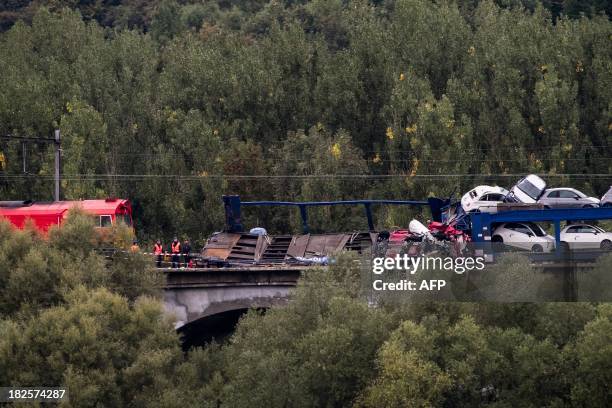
[504,174,547,204]
[560,224,612,251]
[491,222,555,253]
[461,185,509,213]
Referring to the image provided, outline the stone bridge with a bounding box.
[162,266,304,330]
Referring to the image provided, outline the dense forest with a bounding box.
[1,3,610,406]
[1,0,611,32]
[0,216,611,407]
[0,0,610,244]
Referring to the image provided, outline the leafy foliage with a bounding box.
[0,1,609,244]
[0,212,163,317]
[0,221,610,406]
[0,2,610,407]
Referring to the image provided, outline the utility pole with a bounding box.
[54,129,61,202]
[0,131,62,201]
[22,141,26,173]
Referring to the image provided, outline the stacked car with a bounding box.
[460,186,508,213]
[458,176,611,253]
[491,222,555,253]
[505,174,547,204]
[560,224,612,251]
[461,177,607,213]
[538,188,599,209]
[459,175,548,214]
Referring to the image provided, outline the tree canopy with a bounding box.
[0,1,610,244]
[0,217,610,406]
[0,2,610,407]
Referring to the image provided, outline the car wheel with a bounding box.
[544,205,551,209]
[560,242,570,253]
[532,244,543,253]
[491,235,503,243]
[603,202,612,208]
[601,240,612,251]
[582,204,596,209]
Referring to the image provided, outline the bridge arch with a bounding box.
[164,285,294,329]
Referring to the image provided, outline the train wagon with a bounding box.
[0,198,133,232]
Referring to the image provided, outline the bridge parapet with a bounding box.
[162,266,305,329]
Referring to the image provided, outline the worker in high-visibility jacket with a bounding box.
[171,237,181,268]
[154,240,163,268]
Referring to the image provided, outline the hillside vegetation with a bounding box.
[1,217,611,407]
[0,3,610,407]
[2,1,611,32]
[0,0,610,242]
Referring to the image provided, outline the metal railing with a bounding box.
[223,195,449,233]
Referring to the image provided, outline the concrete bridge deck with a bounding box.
[161,266,307,329]
[161,265,305,288]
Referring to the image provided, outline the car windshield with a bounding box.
[526,223,546,237]
[517,179,542,200]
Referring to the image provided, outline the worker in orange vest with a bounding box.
[171,237,181,268]
[154,239,163,268]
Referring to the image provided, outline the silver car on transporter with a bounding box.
[538,188,600,209]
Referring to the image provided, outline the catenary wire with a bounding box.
[1,173,611,180]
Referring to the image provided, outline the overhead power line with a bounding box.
[1,173,611,181]
[0,135,56,142]
[1,131,62,200]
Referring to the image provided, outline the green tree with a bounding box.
[150,0,184,44]
[0,211,163,318]
[569,304,612,407]
[0,287,184,406]
[222,265,393,407]
[272,125,370,232]
[357,320,451,408]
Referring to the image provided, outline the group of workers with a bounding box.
[127,237,194,268]
[153,237,193,268]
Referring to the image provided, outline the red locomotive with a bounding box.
[0,199,133,232]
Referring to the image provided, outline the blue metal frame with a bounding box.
[470,207,612,255]
[223,195,448,233]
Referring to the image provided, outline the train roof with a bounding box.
[0,199,131,216]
